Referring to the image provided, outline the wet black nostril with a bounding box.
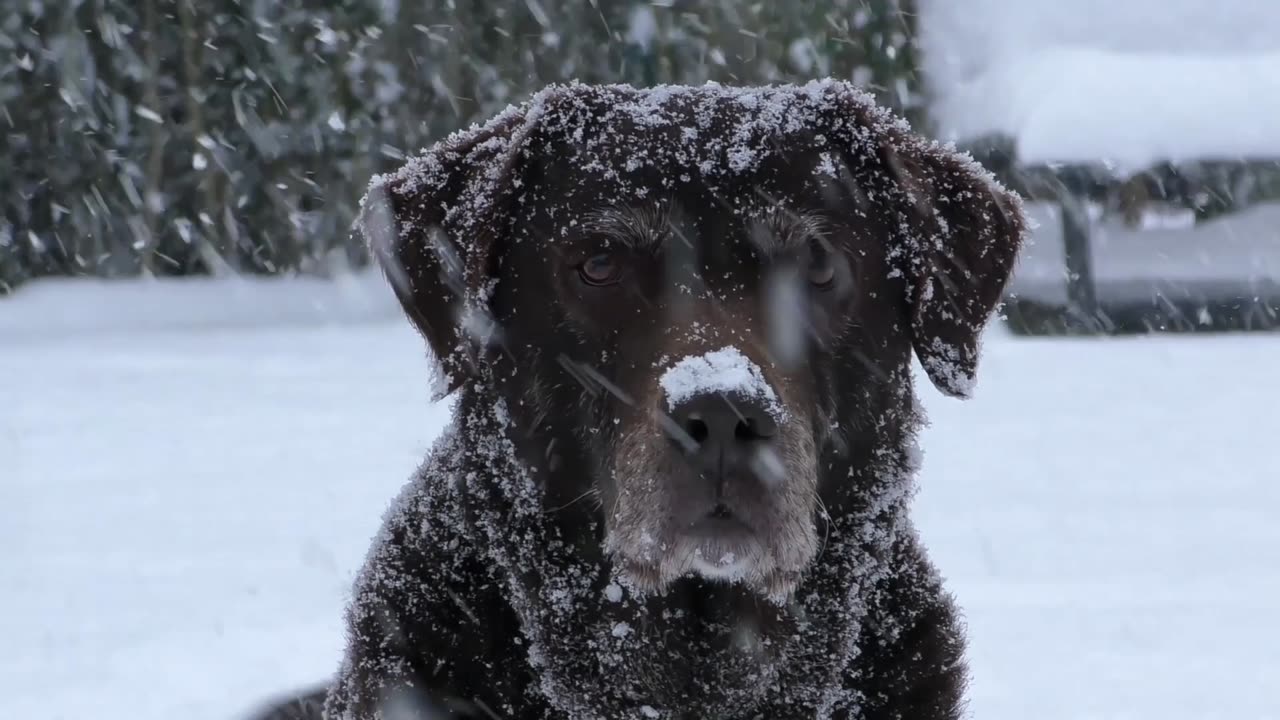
[686,415,710,444]
[670,395,778,451]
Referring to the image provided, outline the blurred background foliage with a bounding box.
[0,0,920,293]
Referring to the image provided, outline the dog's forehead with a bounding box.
[521,83,879,221]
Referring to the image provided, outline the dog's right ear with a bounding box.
[358,111,531,398]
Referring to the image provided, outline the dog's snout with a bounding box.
[672,394,777,458]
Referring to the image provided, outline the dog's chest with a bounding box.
[486,574,869,720]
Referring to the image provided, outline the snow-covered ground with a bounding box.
[3,278,1279,720]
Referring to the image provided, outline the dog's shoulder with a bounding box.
[327,425,534,718]
[846,531,968,720]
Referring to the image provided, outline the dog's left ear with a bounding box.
[881,131,1027,398]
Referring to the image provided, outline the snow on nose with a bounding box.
[658,346,788,423]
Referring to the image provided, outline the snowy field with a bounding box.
[3,277,1279,720]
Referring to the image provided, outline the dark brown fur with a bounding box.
[248,81,1024,720]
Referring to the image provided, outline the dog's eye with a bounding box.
[578,253,623,286]
[808,244,836,289]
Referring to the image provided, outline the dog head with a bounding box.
[362,81,1024,601]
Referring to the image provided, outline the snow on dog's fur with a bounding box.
[251,80,1025,720]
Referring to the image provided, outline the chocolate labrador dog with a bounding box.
[249,80,1024,720]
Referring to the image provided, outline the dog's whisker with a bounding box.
[808,489,834,565]
[543,487,599,514]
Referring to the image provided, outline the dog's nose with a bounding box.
[671,393,778,459]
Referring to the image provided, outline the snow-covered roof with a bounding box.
[920,0,1280,170]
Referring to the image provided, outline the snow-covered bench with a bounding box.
[919,0,1280,332]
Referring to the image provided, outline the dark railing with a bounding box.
[965,136,1280,334]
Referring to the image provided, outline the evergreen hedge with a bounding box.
[0,0,919,293]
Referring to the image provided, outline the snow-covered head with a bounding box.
[360,81,1025,603]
